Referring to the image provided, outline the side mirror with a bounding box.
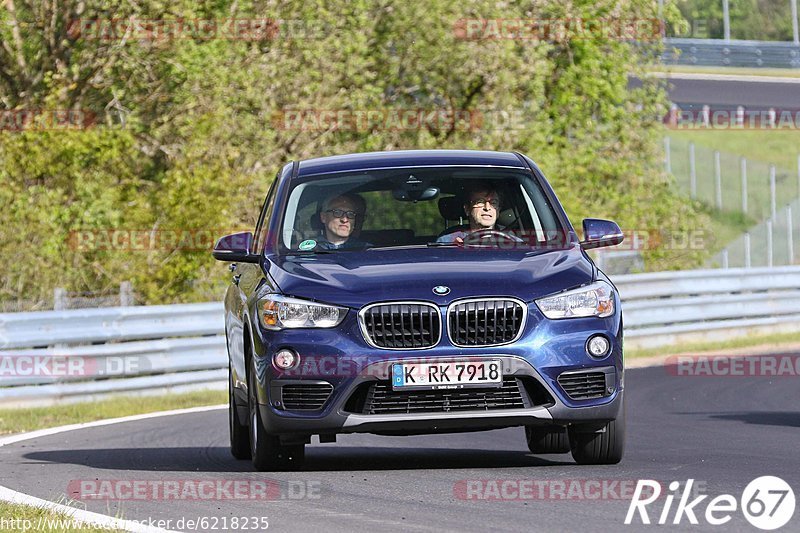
[580,219,624,250]
[212,232,259,263]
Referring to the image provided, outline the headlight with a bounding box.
[535,281,615,319]
[257,294,347,330]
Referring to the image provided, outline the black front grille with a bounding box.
[360,377,526,414]
[281,383,333,410]
[361,303,440,349]
[448,299,525,346]
[558,372,608,400]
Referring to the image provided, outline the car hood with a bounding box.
[266,246,594,309]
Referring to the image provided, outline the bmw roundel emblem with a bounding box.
[433,285,450,296]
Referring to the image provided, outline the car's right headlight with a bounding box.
[535,281,615,319]
[257,294,347,330]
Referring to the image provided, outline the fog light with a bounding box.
[587,335,610,358]
[273,349,298,370]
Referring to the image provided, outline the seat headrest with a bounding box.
[309,212,324,231]
[438,196,464,220]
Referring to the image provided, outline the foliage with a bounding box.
[668,0,797,41]
[0,0,709,305]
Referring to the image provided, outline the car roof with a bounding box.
[295,150,526,178]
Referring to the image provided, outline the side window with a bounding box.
[252,178,278,254]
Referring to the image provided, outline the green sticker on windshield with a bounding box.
[299,239,317,251]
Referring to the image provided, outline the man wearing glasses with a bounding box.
[437,184,502,244]
[316,193,371,250]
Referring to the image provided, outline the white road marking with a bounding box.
[0,404,225,448]
[0,404,225,532]
[0,485,179,533]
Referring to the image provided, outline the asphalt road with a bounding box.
[631,74,800,108]
[1,364,798,532]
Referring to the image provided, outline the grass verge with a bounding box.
[0,501,123,532]
[0,389,225,532]
[648,65,800,79]
[668,130,800,174]
[0,389,226,436]
[627,330,800,360]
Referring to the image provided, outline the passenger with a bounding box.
[315,193,371,250]
[437,184,502,244]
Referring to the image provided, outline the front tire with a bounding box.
[569,399,625,465]
[525,425,570,454]
[248,361,305,471]
[229,364,250,460]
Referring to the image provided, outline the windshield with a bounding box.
[278,166,568,253]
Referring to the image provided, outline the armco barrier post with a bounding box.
[745,232,751,268]
[689,143,697,199]
[789,207,794,265]
[714,151,722,210]
[120,282,134,307]
[770,165,777,220]
[741,157,748,215]
[53,288,67,311]
[722,0,731,41]
[767,219,773,267]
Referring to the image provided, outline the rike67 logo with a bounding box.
[625,477,795,530]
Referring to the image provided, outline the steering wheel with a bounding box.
[461,229,525,246]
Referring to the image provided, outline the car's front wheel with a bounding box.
[525,425,570,454]
[248,361,305,471]
[229,364,250,460]
[569,399,625,465]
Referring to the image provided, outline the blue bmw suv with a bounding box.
[213,150,625,471]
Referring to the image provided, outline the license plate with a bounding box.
[391,360,502,390]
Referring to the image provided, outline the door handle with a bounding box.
[232,274,241,285]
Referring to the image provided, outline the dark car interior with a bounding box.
[284,169,562,250]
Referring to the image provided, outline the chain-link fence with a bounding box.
[666,136,800,222]
[712,200,800,268]
[665,135,800,268]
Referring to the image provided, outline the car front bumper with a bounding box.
[254,354,623,437]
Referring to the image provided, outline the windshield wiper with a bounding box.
[426,242,460,247]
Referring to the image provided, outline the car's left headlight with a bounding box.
[257,294,348,330]
[535,281,615,319]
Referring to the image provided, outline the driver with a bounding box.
[437,183,501,244]
[315,193,371,250]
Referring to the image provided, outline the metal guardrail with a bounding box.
[0,303,226,406]
[1,266,799,405]
[618,266,800,350]
[663,38,800,68]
